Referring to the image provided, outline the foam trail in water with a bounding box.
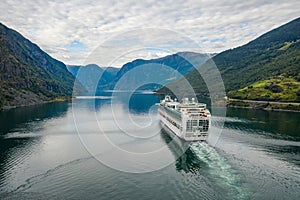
[190,142,251,199]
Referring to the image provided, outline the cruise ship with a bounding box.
[157,96,211,141]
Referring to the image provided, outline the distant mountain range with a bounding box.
[106,52,210,91]
[0,23,84,109]
[67,52,210,94]
[67,64,119,94]
[158,17,300,102]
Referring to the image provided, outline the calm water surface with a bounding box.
[0,94,299,199]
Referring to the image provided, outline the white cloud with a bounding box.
[0,0,299,67]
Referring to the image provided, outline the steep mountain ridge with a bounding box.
[0,23,82,109]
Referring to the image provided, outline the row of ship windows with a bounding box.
[186,120,209,126]
[164,107,182,121]
[186,127,209,132]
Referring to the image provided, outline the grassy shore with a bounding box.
[228,77,300,102]
[227,98,300,112]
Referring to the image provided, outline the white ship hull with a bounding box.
[159,121,191,152]
[159,111,182,139]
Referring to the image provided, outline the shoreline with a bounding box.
[0,96,73,111]
[156,92,300,112]
[227,98,300,112]
[2,95,299,113]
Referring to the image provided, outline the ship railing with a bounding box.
[186,114,208,118]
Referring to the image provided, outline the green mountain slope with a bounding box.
[228,77,300,102]
[158,17,300,101]
[0,23,82,109]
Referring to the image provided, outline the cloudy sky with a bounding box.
[0,0,299,67]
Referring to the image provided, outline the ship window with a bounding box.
[186,120,192,132]
[192,120,197,126]
[199,120,202,126]
[197,119,209,132]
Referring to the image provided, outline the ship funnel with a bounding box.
[183,97,189,104]
[165,95,171,102]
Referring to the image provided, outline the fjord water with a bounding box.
[0,94,299,199]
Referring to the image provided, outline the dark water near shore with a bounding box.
[0,94,299,199]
